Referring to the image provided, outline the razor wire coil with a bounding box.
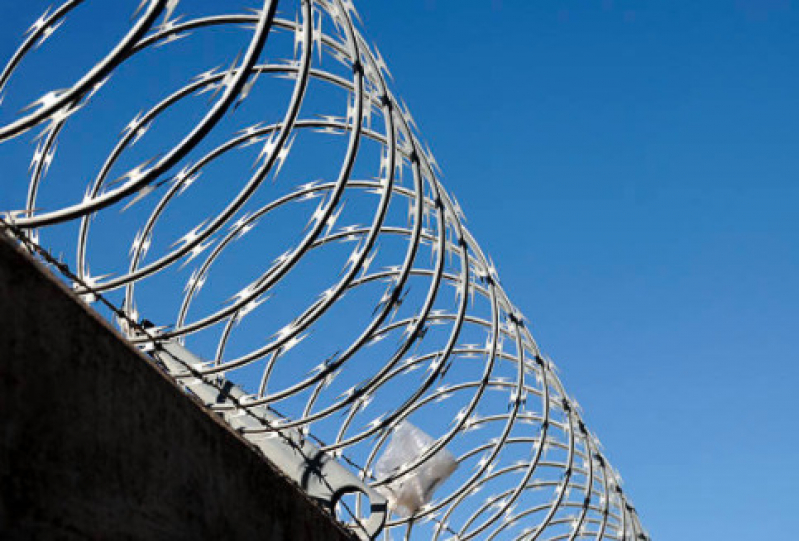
[0,1,648,539]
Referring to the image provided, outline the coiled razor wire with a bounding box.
[0,1,648,539]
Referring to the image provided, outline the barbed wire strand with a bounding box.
[0,216,379,539]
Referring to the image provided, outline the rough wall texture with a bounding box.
[0,233,356,541]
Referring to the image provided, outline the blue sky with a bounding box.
[1,1,796,539]
[356,1,798,539]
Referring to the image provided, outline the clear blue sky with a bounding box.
[1,1,797,539]
[356,1,799,539]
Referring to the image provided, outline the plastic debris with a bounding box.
[375,421,458,516]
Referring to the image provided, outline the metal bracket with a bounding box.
[150,339,388,540]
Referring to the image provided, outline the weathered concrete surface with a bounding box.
[0,233,356,541]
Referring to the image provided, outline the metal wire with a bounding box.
[0,1,648,539]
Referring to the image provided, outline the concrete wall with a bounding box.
[0,233,355,540]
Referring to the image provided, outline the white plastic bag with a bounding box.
[375,421,458,516]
